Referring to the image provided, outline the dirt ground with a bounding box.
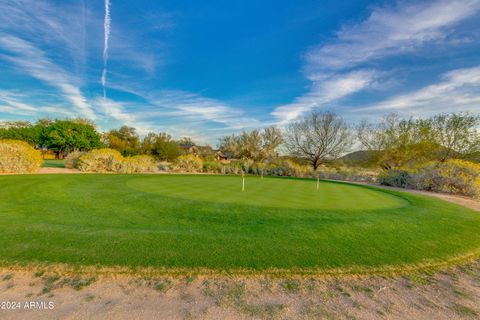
[1,261,480,319]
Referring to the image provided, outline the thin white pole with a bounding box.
[242,172,245,192]
[317,176,319,190]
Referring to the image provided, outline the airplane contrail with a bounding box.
[102,0,111,99]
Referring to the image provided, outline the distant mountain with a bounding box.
[339,150,373,162]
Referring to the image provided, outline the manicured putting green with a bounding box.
[127,175,406,210]
[0,174,479,272]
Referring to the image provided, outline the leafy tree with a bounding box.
[105,126,141,156]
[284,111,351,170]
[177,137,195,147]
[142,132,181,161]
[357,112,480,169]
[42,119,102,157]
[0,121,42,145]
[218,126,283,161]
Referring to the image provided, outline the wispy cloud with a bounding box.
[355,66,480,115]
[272,0,480,123]
[0,35,96,119]
[272,70,379,124]
[305,0,480,75]
[102,0,111,98]
[149,90,262,130]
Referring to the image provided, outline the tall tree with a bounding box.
[284,111,351,170]
[262,126,283,159]
[218,126,283,161]
[142,132,181,161]
[430,112,480,161]
[42,119,102,157]
[105,126,141,156]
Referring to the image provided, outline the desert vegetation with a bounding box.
[1,111,479,199]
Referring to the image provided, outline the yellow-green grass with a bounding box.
[0,174,479,274]
[41,159,65,168]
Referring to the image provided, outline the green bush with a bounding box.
[120,155,158,173]
[378,169,413,188]
[77,148,124,173]
[0,139,43,173]
[174,154,203,172]
[64,151,86,169]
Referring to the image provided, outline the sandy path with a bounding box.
[1,261,480,319]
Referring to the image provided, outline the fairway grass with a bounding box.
[0,174,479,274]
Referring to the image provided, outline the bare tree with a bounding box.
[430,112,480,161]
[262,126,283,158]
[284,111,351,170]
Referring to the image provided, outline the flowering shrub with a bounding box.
[412,160,480,198]
[0,139,43,173]
[120,155,157,173]
[377,160,480,198]
[64,151,86,169]
[77,148,124,173]
[174,154,203,172]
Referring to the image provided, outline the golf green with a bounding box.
[0,174,479,273]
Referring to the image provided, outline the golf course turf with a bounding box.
[1,174,480,274]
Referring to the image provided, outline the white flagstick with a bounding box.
[261,170,263,180]
[317,175,320,191]
[242,172,245,192]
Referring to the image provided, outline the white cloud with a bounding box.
[272,0,480,123]
[305,0,480,74]
[102,0,111,98]
[0,35,96,119]
[272,70,379,123]
[148,90,262,129]
[355,66,480,115]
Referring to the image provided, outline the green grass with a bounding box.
[41,159,65,168]
[0,174,479,273]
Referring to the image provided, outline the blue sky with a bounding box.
[0,0,479,144]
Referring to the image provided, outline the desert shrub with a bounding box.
[120,155,157,173]
[0,139,43,173]
[224,160,243,174]
[158,161,173,172]
[318,166,378,183]
[64,151,86,169]
[203,161,223,173]
[412,160,480,197]
[250,162,267,175]
[174,154,203,172]
[77,148,123,173]
[265,160,312,177]
[378,169,413,188]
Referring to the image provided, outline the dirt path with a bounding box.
[37,167,83,174]
[1,261,480,319]
[343,181,480,212]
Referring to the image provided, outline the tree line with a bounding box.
[1,111,479,168]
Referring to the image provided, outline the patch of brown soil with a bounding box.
[1,261,480,319]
